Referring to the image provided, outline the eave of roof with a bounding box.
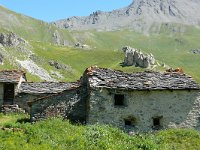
[20,82,80,94]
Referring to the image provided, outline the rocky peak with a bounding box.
[53,0,200,32]
[127,0,188,17]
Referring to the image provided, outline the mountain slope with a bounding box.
[0,5,76,45]
[0,4,200,83]
[53,0,200,32]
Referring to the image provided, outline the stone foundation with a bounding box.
[1,104,25,114]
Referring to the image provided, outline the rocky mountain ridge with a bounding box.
[53,0,200,32]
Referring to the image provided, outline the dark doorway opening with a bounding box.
[3,83,15,105]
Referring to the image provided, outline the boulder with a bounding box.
[48,60,73,71]
[74,42,91,50]
[192,49,200,54]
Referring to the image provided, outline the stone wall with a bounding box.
[15,93,47,112]
[1,104,25,114]
[87,88,200,132]
[29,87,87,123]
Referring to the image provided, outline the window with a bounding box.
[124,116,137,127]
[152,116,163,130]
[125,120,132,126]
[114,94,125,106]
[153,118,160,126]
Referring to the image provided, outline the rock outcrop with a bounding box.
[17,59,55,81]
[53,30,61,45]
[49,60,73,71]
[0,32,26,47]
[192,49,200,54]
[0,52,3,65]
[74,42,91,49]
[122,46,155,68]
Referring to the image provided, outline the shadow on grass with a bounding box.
[17,118,30,124]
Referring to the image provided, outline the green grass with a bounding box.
[0,114,200,150]
[0,113,28,127]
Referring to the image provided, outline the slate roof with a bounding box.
[0,70,25,83]
[19,82,80,94]
[85,67,200,90]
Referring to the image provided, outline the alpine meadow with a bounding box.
[1,0,200,150]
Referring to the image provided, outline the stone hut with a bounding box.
[24,82,88,123]
[82,67,200,132]
[0,70,26,113]
[1,67,200,132]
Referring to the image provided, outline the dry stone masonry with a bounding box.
[84,67,200,132]
[0,67,200,133]
[122,46,155,68]
[1,104,25,114]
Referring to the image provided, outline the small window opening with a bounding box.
[124,116,136,127]
[152,116,162,130]
[153,118,160,126]
[114,94,125,106]
[125,120,132,126]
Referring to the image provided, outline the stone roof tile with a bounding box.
[19,82,80,94]
[0,70,25,83]
[85,67,200,90]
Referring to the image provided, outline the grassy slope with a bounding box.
[30,26,200,82]
[0,5,74,43]
[0,6,200,83]
[0,114,200,150]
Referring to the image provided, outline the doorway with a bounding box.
[3,83,15,105]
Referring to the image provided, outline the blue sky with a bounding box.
[0,0,132,22]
